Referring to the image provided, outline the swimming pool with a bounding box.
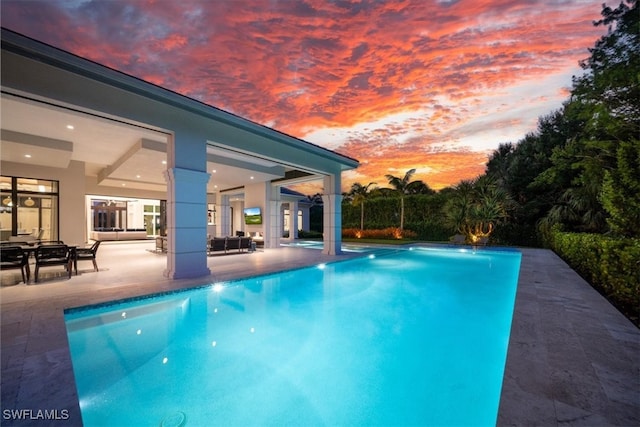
[65,246,521,426]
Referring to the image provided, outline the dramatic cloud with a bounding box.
[1,0,605,191]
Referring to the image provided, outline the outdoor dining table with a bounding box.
[18,243,80,275]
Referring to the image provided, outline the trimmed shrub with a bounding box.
[341,193,450,240]
[547,229,640,326]
[404,222,453,242]
[342,227,418,240]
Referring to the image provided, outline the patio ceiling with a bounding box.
[0,92,318,194]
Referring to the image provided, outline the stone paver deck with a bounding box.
[1,241,638,426]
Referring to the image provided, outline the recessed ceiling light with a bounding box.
[136,175,141,179]
[250,176,254,180]
[162,160,167,165]
[24,154,32,158]
[66,125,74,130]
[214,185,218,188]
[122,183,126,187]
[212,169,217,173]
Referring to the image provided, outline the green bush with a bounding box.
[341,193,451,239]
[342,227,417,240]
[547,228,639,325]
[403,222,452,242]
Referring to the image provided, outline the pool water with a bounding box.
[65,246,521,426]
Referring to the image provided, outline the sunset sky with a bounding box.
[1,0,606,192]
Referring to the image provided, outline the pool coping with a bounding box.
[1,245,638,426]
[497,248,639,425]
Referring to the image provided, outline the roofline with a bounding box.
[1,27,359,170]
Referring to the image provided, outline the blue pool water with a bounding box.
[65,246,521,427]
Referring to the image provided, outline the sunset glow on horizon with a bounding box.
[1,0,606,193]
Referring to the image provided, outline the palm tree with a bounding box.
[405,180,435,195]
[348,182,377,231]
[384,168,421,230]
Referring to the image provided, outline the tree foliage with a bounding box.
[600,140,640,236]
[485,0,639,238]
[384,169,434,230]
[545,0,639,234]
[344,182,377,231]
[443,177,514,243]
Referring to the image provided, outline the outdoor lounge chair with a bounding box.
[209,237,227,254]
[34,244,72,283]
[75,240,101,272]
[0,246,31,283]
[226,237,241,252]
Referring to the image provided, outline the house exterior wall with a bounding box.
[243,182,268,243]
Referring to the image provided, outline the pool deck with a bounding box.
[1,241,638,426]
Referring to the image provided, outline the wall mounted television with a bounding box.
[244,207,262,225]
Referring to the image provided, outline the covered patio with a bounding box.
[1,28,358,281]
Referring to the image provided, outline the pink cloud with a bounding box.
[1,0,606,191]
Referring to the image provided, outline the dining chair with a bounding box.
[34,244,72,283]
[0,246,31,283]
[75,240,101,272]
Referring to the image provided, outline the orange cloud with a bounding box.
[1,0,606,192]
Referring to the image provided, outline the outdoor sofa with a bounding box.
[208,236,252,255]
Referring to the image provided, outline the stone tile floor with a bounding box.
[1,241,638,426]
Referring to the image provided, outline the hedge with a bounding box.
[342,194,451,238]
[342,227,418,240]
[547,229,640,325]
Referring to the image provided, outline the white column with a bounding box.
[216,194,231,237]
[267,198,282,249]
[290,200,299,239]
[322,174,342,255]
[262,183,277,248]
[163,167,211,279]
